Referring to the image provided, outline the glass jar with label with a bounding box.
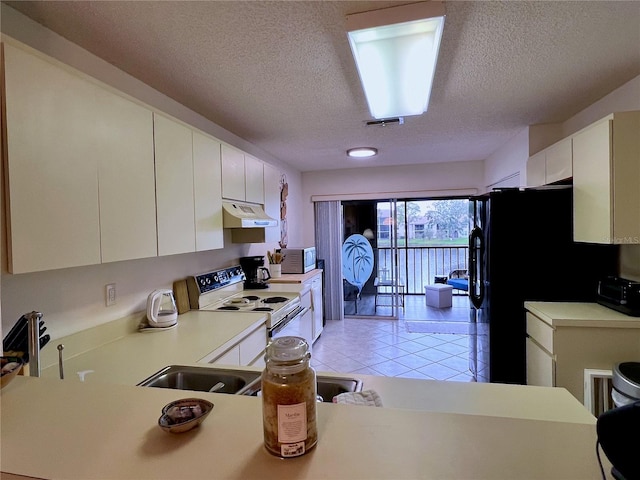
[262,336,317,458]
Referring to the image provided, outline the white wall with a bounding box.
[0,6,304,338]
[301,160,484,246]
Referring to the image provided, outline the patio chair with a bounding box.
[343,279,360,314]
[447,269,469,293]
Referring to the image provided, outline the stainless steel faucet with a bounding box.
[26,311,43,377]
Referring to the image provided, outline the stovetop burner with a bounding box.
[252,307,274,312]
[263,296,290,304]
[218,306,240,311]
[243,295,260,301]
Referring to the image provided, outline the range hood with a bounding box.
[222,201,278,228]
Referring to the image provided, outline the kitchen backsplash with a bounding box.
[620,245,640,281]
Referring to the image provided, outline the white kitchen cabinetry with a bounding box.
[208,324,267,367]
[244,154,264,204]
[544,137,572,185]
[299,290,315,347]
[263,163,281,244]
[3,42,157,273]
[270,271,323,344]
[221,144,246,201]
[525,137,572,187]
[572,111,640,244]
[153,113,196,256]
[525,151,546,187]
[96,93,157,264]
[192,131,224,251]
[525,302,640,404]
[309,274,324,342]
[221,144,268,206]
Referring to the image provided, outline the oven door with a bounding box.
[269,306,311,346]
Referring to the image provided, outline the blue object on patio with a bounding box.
[447,278,468,291]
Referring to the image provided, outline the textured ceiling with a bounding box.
[4,1,640,172]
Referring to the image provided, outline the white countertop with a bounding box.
[0,300,615,479]
[268,269,322,284]
[524,301,640,328]
[39,310,267,385]
[0,376,606,480]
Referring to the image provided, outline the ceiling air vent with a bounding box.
[365,117,404,127]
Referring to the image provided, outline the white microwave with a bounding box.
[280,247,316,274]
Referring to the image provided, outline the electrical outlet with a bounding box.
[106,283,116,307]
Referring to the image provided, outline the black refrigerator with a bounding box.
[468,185,619,385]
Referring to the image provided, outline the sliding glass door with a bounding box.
[342,199,400,319]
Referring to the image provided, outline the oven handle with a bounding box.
[269,306,309,337]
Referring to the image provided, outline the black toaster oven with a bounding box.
[597,277,640,317]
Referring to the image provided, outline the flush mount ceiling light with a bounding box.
[347,147,378,158]
[346,1,446,120]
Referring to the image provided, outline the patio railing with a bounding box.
[377,246,468,295]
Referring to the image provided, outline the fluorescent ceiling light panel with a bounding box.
[347,2,446,120]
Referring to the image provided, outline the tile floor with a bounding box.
[311,296,474,382]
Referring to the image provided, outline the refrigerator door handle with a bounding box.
[469,226,485,310]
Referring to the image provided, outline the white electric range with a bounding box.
[187,266,308,340]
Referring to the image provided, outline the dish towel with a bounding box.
[333,390,383,407]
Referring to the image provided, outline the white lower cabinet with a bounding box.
[208,324,267,367]
[300,290,314,347]
[525,337,554,388]
[525,308,640,404]
[310,276,324,342]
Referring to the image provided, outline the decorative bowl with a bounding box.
[158,398,214,434]
[1,356,24,389]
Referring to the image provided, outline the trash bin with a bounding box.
[434,275,448,284]
[611,362,640,407]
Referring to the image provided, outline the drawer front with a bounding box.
[239,326,267,365]
[526,312,554,353]
[526,337,555,387]
[212,344,240,366]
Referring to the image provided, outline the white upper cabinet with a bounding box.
[544,137,572,185]
[4,43,101,273]
[526,151,546,187]
[95,91,157,264]
[221,144,246,201]
[526,137,572,187]
[153,113,196,256]
[221,145,266,205]
[573,112,640,244]
[245,154,264,204]
[193,131,224,251]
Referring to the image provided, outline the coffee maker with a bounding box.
[239,256,271,289]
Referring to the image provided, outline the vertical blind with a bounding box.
[314,201,344,321]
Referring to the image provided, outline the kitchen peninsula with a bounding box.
[1,309,609,479]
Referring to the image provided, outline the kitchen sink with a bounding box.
[137,365,363,402]
[241,375,363,403]
[137,365,261,394]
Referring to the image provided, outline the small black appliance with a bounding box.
[239,256,271,289]
[597,277,640,317]
[597,400,640,480]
